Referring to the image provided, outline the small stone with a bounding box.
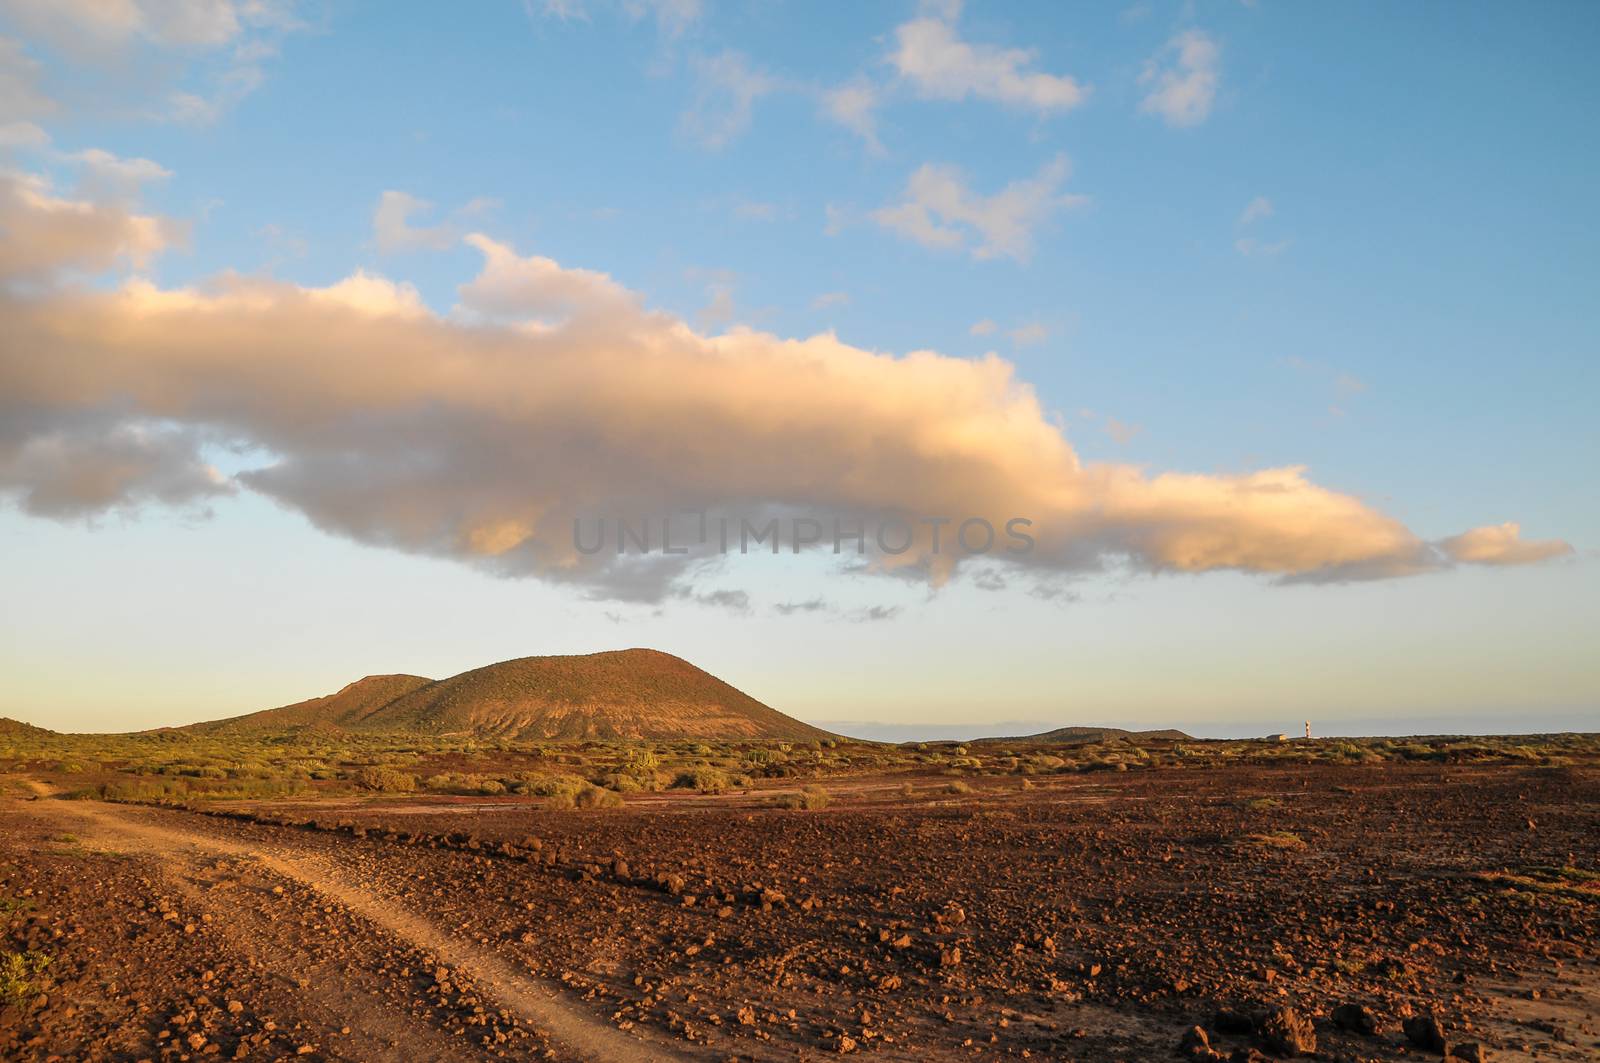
[1449,1044,1486,1063]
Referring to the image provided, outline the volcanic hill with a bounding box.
[187,649,832,742]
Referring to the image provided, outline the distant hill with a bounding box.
[187,649,832,742]
[976,725,1193,745]
[0,717,55,738]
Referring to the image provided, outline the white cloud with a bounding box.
[1140,30,1220,128]
[1239,195,1273,225]
[811,291,850,311]
[0,0,245,52]
[1103,416,1141,445]
[372,191,456,253]
[0,170,1569,600]
[0,119,48,148]
[872,155,1085,262]
[1008,322,1049,346]
[732,199,776,221]
[821,80,882,153]
[890,14,1087,112]
[532,0,702,38]
[623,0,702,39]
[535,0,590,21]
[682,51,777,149]
[0,2,300,125]
[67,147,171,199]
[0,167,184,283]
[968,318,997,336]
[1437,523,1573,567]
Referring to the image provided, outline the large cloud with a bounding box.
[0,168,184,284]
[0,170,1572,600]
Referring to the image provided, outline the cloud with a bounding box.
[532,0,702,38]
[0,35,55,123]
[371,191,457,253]
[67,146,171,199]
[0,168,1571,602]
[810,291,850,311]
[873,155,1085,262]
[622,0,701,38]
[773,598,829,615]
[0,418,231,517]
[1239,195,1273,225]
[1008,322,1049,346]
[682,51,777,149]
[850,605,902,623]
[0,168,185,284]
[732,199,776,221]
[1103,416,1141,445]
[889,13,1087,112]
[695,281,735,331]
[821,80,882,153]
[0,119,47,147]
[1437,523,1573,567]
[0,0,248,52]
[1140,30,1220,128]
[1,1,300,124]
[1234,194,1288,257]
[968,318,997,336]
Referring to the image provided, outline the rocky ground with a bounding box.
[1,761,1595,1061]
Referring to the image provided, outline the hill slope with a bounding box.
[977,725,1193,745]
[191,650,831,742]
[186,674,436,735]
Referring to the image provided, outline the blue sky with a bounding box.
[0,1,1595,736]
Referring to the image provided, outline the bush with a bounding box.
[575,784,623,809]
[517,773,587,798]
[672,767,731,794]
[354,767,417,793]
[945,780,973,795]
[0,950,51,1005]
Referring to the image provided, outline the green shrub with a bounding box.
[776,784,831,809]
[517,773,587,798]
[672,767,731,794]
[354,767,417,793]
[0,950,50,1005]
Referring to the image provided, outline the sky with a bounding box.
[0,0,1596,738]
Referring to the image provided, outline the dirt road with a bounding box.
[3,786,700,1062]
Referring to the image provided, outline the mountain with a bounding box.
[184,674,435,735]
[976,725,1193,745]
[188,649,832,742]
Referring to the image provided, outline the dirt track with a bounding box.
[17,786,693,1062]
[2,762,1597,1061]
